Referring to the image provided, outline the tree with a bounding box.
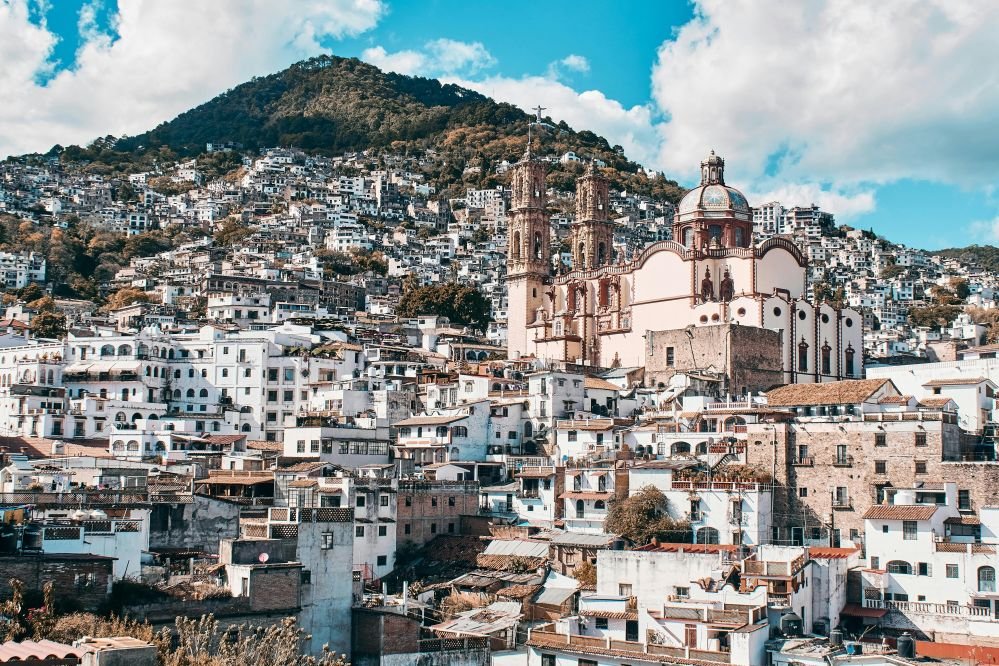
[951,277,971,300]
[103,287,152,311]
[396,282,492,331]
[572,560,597,588]
[214,218,255,246]
[30,311,67,339]
[605,486,691,546]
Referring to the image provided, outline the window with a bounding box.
[594,617,608,629]
[448,496,456,506]
[798,339,809,371]
[875,460,887,474]
[903,521,917,540]
[886,560,912,575]
[946,564,959,579]
[296,440,306,453]
[871,556,880,570]
[405,496,413,507]
[268,368,278,382]
[431,497,438,507]
[959,490,972,511]
[875,432,886,447]
[378,525,387,537]
[356,495,366,507]
[915,460,927,474]
[404,523,411,535]
[283,367,294,382]
[321,532,333,550]
[674,586,690,598]
[301,570,311,584]
[377,555,387,566]
[541,656,556,666]
[380,494,389,507]
[567,430,577,442]
[915,431,927,447]
[799,487,808,497]
[666,346,675,366]
[430,523,437,534]
[979,566,996,592]
[619,583,633,597]
[355,526,365,537]
[917,562,932,576]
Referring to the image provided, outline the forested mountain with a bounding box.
[97,55,682,201]
[933,246,999,273]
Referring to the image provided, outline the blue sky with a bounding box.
[5,0,999,251]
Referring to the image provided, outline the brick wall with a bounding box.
[396,483,480,547]
[0,555,113,610]
[249,565,301,611]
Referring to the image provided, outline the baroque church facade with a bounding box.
[506,150,864,384]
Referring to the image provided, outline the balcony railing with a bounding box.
[833,455,854,467]
[790,456,814,467]
[528,628,731,664]
[864,598,998,620]
[832,497,853,510]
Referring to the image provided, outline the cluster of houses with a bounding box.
[2,144,999,664]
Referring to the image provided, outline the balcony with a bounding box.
[863,598,999,620]
[790,456,814,467]
[528,626,731,664]
[832,497,853,510]
[833,454,854,467]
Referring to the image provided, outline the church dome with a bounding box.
[678,183,750,215]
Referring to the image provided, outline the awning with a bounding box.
[840,603,887,618]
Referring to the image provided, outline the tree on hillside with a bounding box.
[103,287,153,311]
[30,311,67,339]
[396,282,491,332]
[214,218,255,246]
[604,486,691,546]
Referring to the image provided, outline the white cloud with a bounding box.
[446,74,661,167]
[969,216,999,244]
[361,38,495,77]
[650,0,999,188]
[0,0,385,156]
[546,54,590,79]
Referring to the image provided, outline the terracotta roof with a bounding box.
[0,639,81,662]
[765,378,891,406]
[556,419,615,431]
[579,609,638,620]
[277,460,329,472]
[922,377,990,387]
[918,397,956,408]
[195,476,273,487]
[200,434,247,445]
[862,505,937,521]
[0,436,111,460]
[585,377,621,391]
[945,515,981,526]
[877,395,911,404]
[807,546,860,559]
[288,479,318,488]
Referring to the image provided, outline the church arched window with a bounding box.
[709,225,723,244]
[597,243,606,266]
[734,227,745,247]
[821,342,832,376]
[798,339,810,372]
[845,345,856,377]
[533,232,543,260]
[683,228,694,247]
[511,231,521,260]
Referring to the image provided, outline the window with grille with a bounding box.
[903,521,917,540]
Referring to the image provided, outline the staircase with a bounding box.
[710,452,737,473]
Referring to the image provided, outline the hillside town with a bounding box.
[1,143,999,666]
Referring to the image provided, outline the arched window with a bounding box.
[821,342,832,376]
[155,441,166,452]
[597,242,606,266]
[145,366,151,376]
[436,426,449,438]
[575,500,585,519]
[534,231,542,260]
[734,227,745,247]
[212,421,221,432]
[798,338,809,372]
[452,426,468,437]
[845,345,856,377]
[126,440,139,451]
[118,345,132,356]
[173,389,181,398]
[114,411,126,422]
[511,231,521,259]
[186,389,195,398]
[886,561,912,575]
[980,566,996,592]
[100,345,114,357]
[523,422,533,439]
[683,227,694,247]
[597,475,607,492]
[147,414,158,420]
[188,369,195,378]
[696,527,720,544]
[594,500,606,510]
[708,225,723,244]
[241,423,252,432]
[672,442,691,456]
[131,413,141,421]
[137,343,149,357]
[199,388,209,398]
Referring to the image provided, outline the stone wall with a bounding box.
[0,554,113,610]
[646,324,783,394]
[744,418,964,540]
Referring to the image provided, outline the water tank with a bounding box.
[22,523,42,550]
[845,642,864,656]
[89,509,108,520]
[897,633,915,659]
[0,524,16,553]
[829,628,843,646]
[71,509,89,522]
[780,611,803,637]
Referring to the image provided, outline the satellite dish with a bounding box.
[258,552,269,563]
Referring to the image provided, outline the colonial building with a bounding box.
[506,151,863,383]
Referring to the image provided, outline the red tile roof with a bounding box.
[807,546,860,559]
[862,505,937,521]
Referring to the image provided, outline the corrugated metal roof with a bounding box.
[533,585,577,606]
[482,539,549,558]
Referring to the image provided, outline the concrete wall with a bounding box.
[150,495,241,554]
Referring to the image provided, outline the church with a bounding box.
[505,150,863,385]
